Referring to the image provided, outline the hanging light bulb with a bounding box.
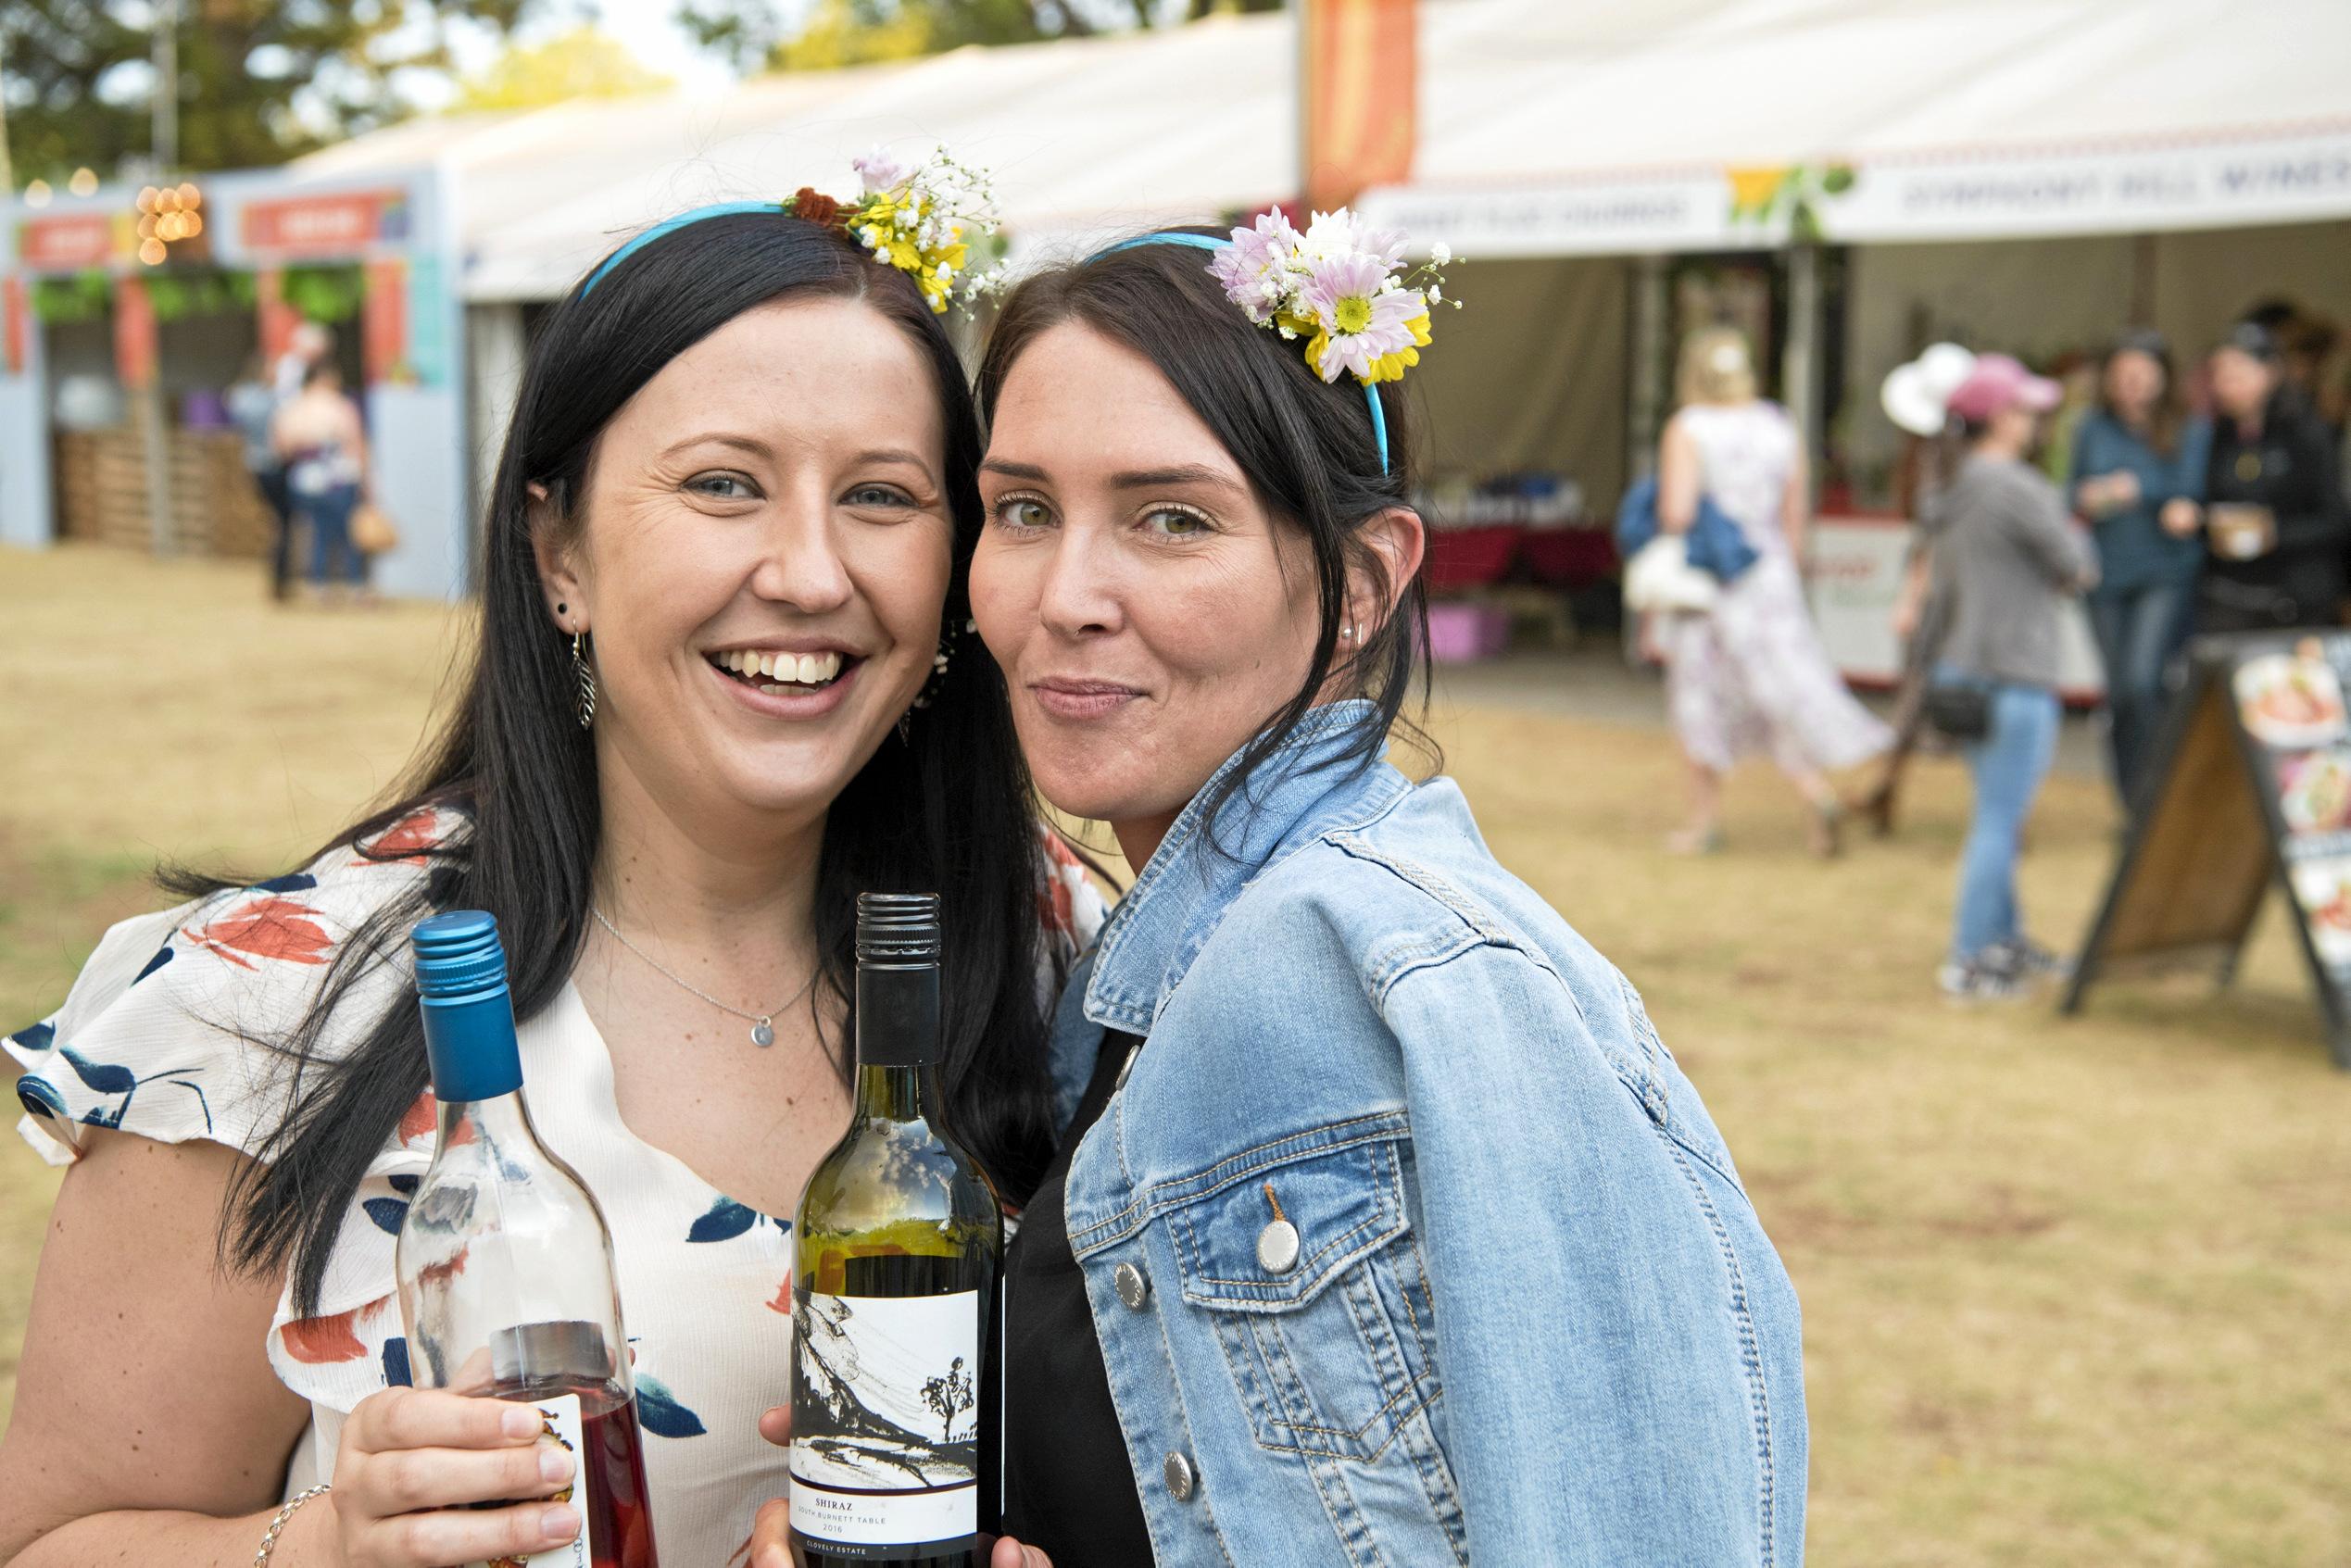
[136,214,159,240]
[24,180,52,207]
[139,237,168,266]
[69,168,98,197]
[136,186,160,213]
[177,183,202,208]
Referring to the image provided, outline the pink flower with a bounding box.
[852,147,913,196]
[1207,209,1301,322]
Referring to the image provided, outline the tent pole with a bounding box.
[1628,253,1666,483]
[1783,240,1822,508]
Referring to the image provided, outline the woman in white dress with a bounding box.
[1655,329,1892,856]
[1,190,1095,1568]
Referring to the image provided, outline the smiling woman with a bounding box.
[0,197,1091,1568]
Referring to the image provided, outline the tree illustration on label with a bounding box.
[920,1357,974,1442]
[792,1293,979,1490]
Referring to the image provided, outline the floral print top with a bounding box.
[8,807,1104,1567]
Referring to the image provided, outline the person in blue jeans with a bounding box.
[2070,331,2210,812]
[1925,355,2101,999]
[270,358,371,599]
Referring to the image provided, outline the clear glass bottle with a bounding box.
[397,909,660,1568]
[791,893,1003,1567]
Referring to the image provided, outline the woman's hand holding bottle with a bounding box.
[329,1386,581,1566]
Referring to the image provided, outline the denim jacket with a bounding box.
[1047,704,1806,1566]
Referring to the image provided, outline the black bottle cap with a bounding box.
[857,891,941,966]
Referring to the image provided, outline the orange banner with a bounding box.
[1302,0,1417,213]
[257,269,300,366]
[115,276,157,391]
[363,257,409,385]
[4,276,26,375]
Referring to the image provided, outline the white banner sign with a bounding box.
[1357,125,2351,256]
[1824,127,2351,244]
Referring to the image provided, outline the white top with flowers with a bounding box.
[7,807,1104,1568]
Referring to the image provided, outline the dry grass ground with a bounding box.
[3,543,2347,1564]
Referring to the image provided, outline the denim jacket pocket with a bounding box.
[1165,1133,1441,1462]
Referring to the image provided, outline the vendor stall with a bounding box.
[2,167,467,598]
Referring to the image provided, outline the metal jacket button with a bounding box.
[1113,1262,1150,1309]
[1163,1451,1196,1500]
[1256,1218,1301,1275]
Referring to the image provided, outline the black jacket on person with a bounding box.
[2200,389,2347,631]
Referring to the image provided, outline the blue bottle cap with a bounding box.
[412,909,507,997]
[411,910,522,1102]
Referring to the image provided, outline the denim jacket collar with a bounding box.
[1083,699,1406,1035]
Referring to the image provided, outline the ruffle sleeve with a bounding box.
[7,807,459,1424]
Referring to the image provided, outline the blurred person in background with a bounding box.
[1655,326,1892,857]
[2282,315,2343,433]
[2198,323,2346,633]
[2070,330,2211,810]
[225,352,297,601]
[1925,355,2099,1000]
[271,360,371,606]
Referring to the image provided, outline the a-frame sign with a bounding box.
[2065,632,2351,1070]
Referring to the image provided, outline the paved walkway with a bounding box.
[1429,645,2111,780]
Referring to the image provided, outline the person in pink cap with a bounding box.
[1924,353,2100,998]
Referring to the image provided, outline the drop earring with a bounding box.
[572,631,597,730]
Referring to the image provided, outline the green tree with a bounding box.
[674,0,1281,74]
[0,0,538,184]
[455,23,673,109]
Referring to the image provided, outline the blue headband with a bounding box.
[579,201,782,297]
[1096,232,1390,476]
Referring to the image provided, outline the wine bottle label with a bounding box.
[475,1392,592,1568]
[790,1291,981,1553]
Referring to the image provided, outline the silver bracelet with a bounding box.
[254,1483,332,1567]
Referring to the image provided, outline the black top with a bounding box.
[1000,1030,1155,1566]
[2202,388,2347,629]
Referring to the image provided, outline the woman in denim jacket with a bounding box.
[958,221,1806,1568]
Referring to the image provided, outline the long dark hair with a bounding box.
[974,229,1435,842]
[172,212,1058,1312]
[2099,328,2184,458]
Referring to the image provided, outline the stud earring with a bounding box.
[572,631,597,730]
[556,602,567,616]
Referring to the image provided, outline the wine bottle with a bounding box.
[397,910,661,1568]
[791,893,1003,1566]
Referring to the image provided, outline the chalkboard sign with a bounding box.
[2065,631,2351,1070]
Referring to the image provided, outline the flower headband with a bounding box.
[1102,209,1457,474]
[581,146,1003,313]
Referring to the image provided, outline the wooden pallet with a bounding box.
[52,415,275,559]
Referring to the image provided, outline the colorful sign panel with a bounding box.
[17,212,121,272]
[240,189,411,260]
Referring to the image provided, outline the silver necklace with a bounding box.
[592,907,817,1047]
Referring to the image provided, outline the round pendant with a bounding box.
[751,1018,775,1047]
